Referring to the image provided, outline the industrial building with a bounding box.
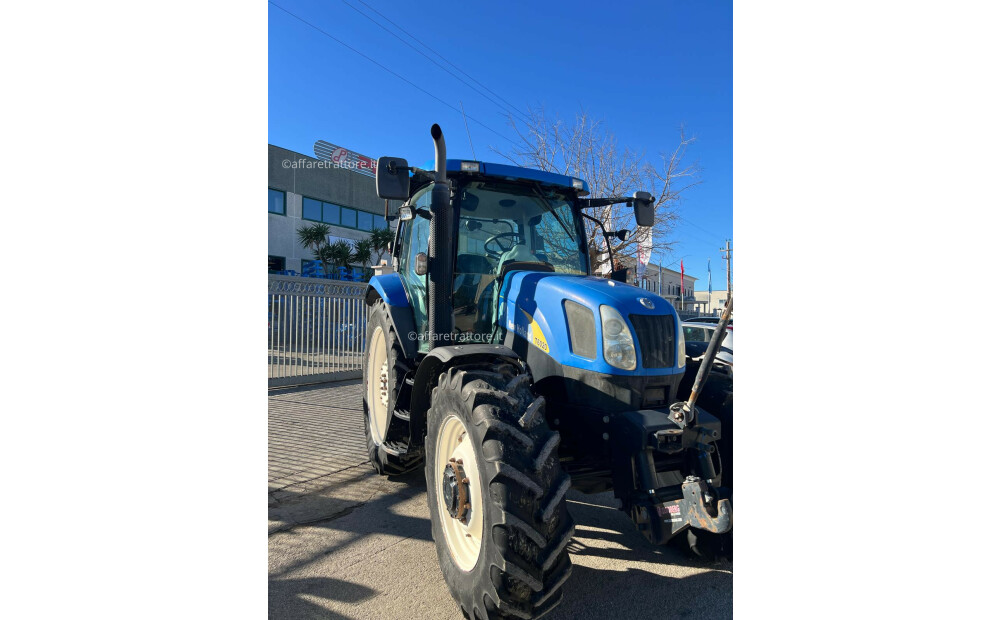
[268,144,398,274]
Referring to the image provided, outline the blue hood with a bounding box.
[498,272,683,376]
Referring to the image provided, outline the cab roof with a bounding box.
[443,159,590,195]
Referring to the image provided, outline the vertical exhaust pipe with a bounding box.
[427,124,452,350]
[431,124,447,183]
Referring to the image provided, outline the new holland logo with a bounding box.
[638,297,655,309]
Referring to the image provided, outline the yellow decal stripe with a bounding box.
[520,308,550,353]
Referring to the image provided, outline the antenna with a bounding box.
[459,100,477,159]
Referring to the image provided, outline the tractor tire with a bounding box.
[425,364,574,620]
[362,300,421,476]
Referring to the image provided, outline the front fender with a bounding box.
[408,344,522,448]
[366,273,418,359]
[367,273,410,307]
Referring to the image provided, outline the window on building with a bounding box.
[341,207,357,228]
[269,188,286,214]
[268,255,285,272]
[302,196,380,233]
[323,202,343,224]
[303,197,323,221]
[321,203,339,225]
[303,197,340,225]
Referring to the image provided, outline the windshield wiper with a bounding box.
[528,183,575,239]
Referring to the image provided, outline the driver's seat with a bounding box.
[485,243,554,331]
[454,253,495,335]
[497,243,538,270]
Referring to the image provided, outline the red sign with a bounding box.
[313,140,376,177]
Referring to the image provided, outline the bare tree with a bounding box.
[492,108,699,274]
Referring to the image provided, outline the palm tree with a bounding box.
[318,240,353,276]
[297,223,331,256]
[369,227,394,267]
[353,237,374,266]
[297,223,331,274]
[352,237,375,281]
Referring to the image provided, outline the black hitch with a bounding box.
[611,407,731,545]
[666,476,732,534]
[632,476,732,545]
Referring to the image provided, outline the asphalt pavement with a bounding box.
[269,380,732,620]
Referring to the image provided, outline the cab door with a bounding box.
[396,186,432,351]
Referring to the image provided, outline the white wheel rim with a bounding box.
[435,414,484,571]
[366,325,390,444]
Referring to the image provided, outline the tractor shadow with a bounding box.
[549,490,733,619]
[552,565,732,619]
[267,576,377,620]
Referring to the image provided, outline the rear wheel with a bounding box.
[362,301,421,475]
[426,364,574,620]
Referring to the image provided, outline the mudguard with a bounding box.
[365,273,418,359]
[408,344,522,447]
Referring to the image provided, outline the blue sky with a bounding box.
[268,0,732,292]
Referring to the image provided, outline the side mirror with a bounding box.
[376,156,410,200]
[613,229,631,242]
[632,191,654,227]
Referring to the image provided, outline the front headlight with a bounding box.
[676,315,686,369]
[600,305,636,370]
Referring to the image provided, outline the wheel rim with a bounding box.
[435,414,484,571]
[366,325,390,444]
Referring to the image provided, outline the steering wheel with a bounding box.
[484,232,524,258]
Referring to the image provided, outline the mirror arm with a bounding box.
[580,196,631,209]
[580,211,622,269]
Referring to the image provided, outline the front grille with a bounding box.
[629,314,675,368]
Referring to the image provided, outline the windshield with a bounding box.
[450,180,588,344]
[456,180,588,275]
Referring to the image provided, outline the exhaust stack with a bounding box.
[427,124,452,350]
[431,124,447,183]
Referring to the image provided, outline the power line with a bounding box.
[268,1,518,146]
[460,101,477,159]
[672,225,719,247]
[351,0,533,126]
[670,220,725,248]
[339,0,533,127]
[675,214,728,241]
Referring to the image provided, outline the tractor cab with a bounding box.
[393,165,592,349]
[383,156,652,352]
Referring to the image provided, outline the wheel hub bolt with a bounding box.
[441,462,471,522]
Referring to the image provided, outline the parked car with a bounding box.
[682,321,733,367]
[684,316,732,326]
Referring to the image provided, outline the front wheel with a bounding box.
[362,301,421,475]
[426,364,574,620]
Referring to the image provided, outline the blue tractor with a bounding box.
[362,125,731,619]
